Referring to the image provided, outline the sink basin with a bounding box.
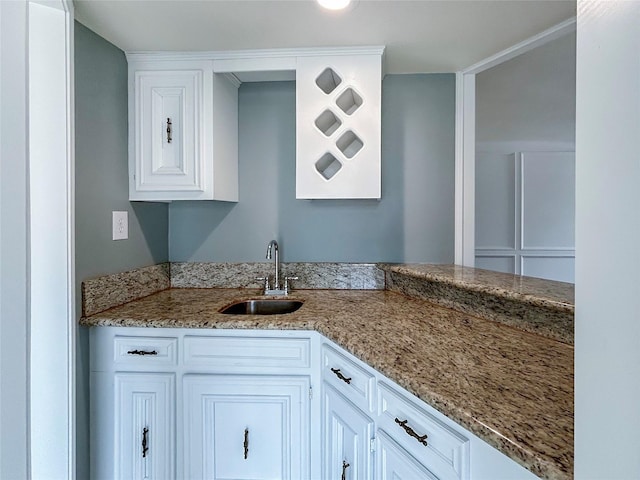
[219,299,304,315]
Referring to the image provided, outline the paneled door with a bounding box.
[322,382,374,479]
[183,374,310,480]
[114,372,175,480]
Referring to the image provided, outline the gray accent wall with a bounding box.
[476,33,576,149]
[169,74,455,263]
[74,21,169,479]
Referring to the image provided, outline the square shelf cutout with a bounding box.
[315,153,342,180]
[336,130,364,159]
[336,88,363,115]
[316,68,342,95]
[315,110,342,137]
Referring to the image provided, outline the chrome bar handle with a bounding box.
[331,367,352,384]
[341,460,350,480]
[255,277,269,294]
[394,418,428,446]
[284,276,298,294]
[142,427,149,458]
[243,428,249,460]
[166,118,172,143]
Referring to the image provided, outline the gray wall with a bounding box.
[476,33,576,149]
[0,2,29,477]
[169,74,455,263]
[74,21,169,479]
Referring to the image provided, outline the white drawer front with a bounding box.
[183,335,311,369]
[113,335,178,368]
[378,382,470,480]
[322,344,375,413]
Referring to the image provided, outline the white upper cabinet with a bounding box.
[127,56,239,201]
[126,47,383,201]
[296,50,383,199]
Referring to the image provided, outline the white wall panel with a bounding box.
[521,255,574,283]
[521,152,575,249]
[475,255,516,274]
[475,153,515,249]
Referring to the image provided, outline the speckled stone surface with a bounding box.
[171,262,385,290]
[384,264,574,344]
[81,288,573,480]
[81,263,170,317]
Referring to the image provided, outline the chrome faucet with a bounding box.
[266,240,281,291]
[258,240,297,295]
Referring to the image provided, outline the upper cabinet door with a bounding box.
[128,61,239,202]
[296,52,383,199]
[132,69,204,197]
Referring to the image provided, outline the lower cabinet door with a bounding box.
[322,382,374,480]
[376,430,439,480]
[114,372,175,480]
[183,374,310,480]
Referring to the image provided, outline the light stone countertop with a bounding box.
[383,264,574,312]
[81,288,573,480]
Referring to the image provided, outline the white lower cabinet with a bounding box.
[90,327,540,480]
[183,375,310,480]
[114,373,175,480]
[322,382,374,480]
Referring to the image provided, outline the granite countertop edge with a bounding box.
[380,263,575,313]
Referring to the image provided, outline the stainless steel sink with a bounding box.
[219,299,303,315]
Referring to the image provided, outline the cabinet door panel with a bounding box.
[135,70,202,192]
[376,431,438,480]
[184,374,310,480]
[114,372,175,480]
[322,383,374,480]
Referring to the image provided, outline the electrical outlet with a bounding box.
[112,211,128,240]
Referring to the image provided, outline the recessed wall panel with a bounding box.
[521,255,575,283]
[521,152,575,249]
[475,255,516,274]
[475,153,516,249]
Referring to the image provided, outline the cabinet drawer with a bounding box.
[183,335,311,369]
[322,344,375,413]
[378,382,469,480]
[113,335,178,368]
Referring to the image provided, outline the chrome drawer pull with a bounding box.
[331,367,352,384]
[127,349,158,356]
[244,428,249,459]
[395,417,428,446]
[166,117,172,143]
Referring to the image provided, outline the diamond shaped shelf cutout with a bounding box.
[315,153,342,180]
[336,88,363,115]
[336,130,364,159]
[315,110,342,137]
[316,68,342,95]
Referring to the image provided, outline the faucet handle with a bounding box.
[255,276,269,293]
[284,276,299,294]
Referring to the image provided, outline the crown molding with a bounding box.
[126,45,386,64]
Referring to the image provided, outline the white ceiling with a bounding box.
[74,0,575,74]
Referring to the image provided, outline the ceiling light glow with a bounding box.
[317,0,352,11]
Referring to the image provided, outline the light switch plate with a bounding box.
[112,211,128,240]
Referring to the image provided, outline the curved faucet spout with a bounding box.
[266,240,280,290]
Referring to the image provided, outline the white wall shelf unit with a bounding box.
[296,49,384,199]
